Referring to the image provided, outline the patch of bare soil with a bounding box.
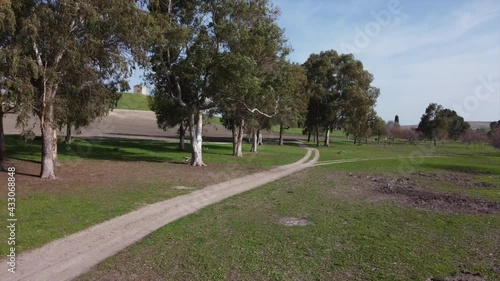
[278,217,312,226]
[427,271,486,281]
[371,176,500,214]
[414,172,496,188]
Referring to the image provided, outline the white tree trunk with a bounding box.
[324,127,330,147]
[257,129,263,146]
[233,119,244,157]
[65,123,72,144]
[189,111,206,166]
[40,101,56,179]
[250,130,258,153]
[53,129,61,167]
[279,123,285,146]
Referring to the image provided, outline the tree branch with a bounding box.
[242,97,280,118]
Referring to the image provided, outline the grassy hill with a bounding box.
[116,93,150,111]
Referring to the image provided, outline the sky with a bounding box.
[130,0,500,125]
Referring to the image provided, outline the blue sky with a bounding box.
[131,0,500,125]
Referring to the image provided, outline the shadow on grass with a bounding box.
[6,135,187,163]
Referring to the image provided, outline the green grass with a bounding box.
[0,136,306,255]
[116,92,150,111]
[5,136,305,167]
[77,141,500,281]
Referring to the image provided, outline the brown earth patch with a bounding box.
[278,217,312,226]
[413,172,496,188]
[372,176,500,214]
[427,271,486,281]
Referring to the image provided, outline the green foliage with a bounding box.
[303,50,379,143]
[418,103,470,142]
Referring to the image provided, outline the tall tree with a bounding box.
[303,51,379,146]
[0,0,35,171]
[394,115,400,126]
[272,62,308,146]
[418,103,470,145]
[8,0,148,179]
[211,0,288,157]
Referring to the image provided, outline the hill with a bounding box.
[116,93,150,111]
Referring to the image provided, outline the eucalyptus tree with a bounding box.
[418,103,470,145]
[304,51,379,147]
[7,0,148,179]
[0,0,35,171]
[147,0,219,166]
[149,0,288,161]
[214,0,289,156]
[272,61,308,146]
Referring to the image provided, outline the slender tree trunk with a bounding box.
[307,130,311,143]
[257,129,263,145]
[53,129,60,167]
[189,110,206,166]
[234,119,244,157]
[40,101,56,179]
[324,127,330,147]
[354,136,357,145]
[179,123,185,151]
[279,123,285,146]
[0,111,5,171]
[65,123,72,144]
[250,130,258,153]
[232,122,237,155]
[316,125,320,147]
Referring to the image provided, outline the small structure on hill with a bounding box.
[133,84,147,95]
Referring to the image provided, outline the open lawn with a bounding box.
[0,136,305,255]
[77,141,500,281]
[116,93,151,111]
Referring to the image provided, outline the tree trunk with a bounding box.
[354,136,357,145]
[189,110,206,166]
[0,111,5,171]
[279,123,285,146]
[179,123,185,151]
[257,129,263,145]
[307,130,311,143]
[250,130,258,153]
[65,123,72,144]
[40,101,56,179]
[53,129,60,167]
[234,119,244,157]
[324,127,330,147]
[316,125,320,147]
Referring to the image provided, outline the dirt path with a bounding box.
[1,147,319,281]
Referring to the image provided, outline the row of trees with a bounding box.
[147,2,381,161]
[3,0,374,178]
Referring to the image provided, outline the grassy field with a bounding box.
[116,92,150,111]
[0,136,306,255]
[77,141,500,281]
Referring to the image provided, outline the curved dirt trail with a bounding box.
[1,147,319,281]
